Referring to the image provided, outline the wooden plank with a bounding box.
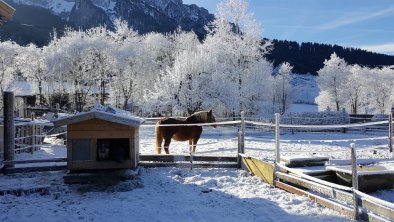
[4,158,67,165]
[0,1,15,14]
[0,1,15,19]
[242,157,274,185]
[64,170,138,184]
[139,162,238,168]
[70,160,135,170]
[360,197,394,221]
[359,211,392,222]
[68,130,132,139]
[276,172,353,204]
[0,187,49,196]
[69,118,134,131]
[4,165,67,174]
[139,155,237,162]
[275,181,354,219]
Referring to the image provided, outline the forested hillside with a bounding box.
[267,39,394,75]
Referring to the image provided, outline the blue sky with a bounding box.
[183,0,394,55]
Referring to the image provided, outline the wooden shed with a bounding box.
[53,111,144,171]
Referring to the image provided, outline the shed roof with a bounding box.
[53,111,145,128]
[0,0,15,26]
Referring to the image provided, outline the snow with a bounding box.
[2,124,393,221]
[287,104,318,113]
[0,169,350,222]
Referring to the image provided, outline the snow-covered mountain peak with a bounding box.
[13,0,75,15]
[10,0,214,37]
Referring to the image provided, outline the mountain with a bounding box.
[5,0,213,36]
[1,0,394,74]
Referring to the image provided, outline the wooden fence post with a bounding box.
[389,110,393,154]
[237,111,245,168]
[3,91,15,169]
[275,113,281,165]
[31,124,35,153]
[351,144,359,220]
[341,108,347,133]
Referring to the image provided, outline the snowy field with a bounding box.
[1,125,393,221]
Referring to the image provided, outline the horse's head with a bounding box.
[207,109,216,128]
[187,110,216,128]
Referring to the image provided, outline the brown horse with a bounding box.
[155,110,216,154]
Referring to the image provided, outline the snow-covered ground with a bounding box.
[0,168,351,222]
[1,125,393,221]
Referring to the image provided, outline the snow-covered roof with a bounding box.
[0,0,15,21]
[53,111,145,128]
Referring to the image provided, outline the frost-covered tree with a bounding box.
[47,29,97,111]
[18,44,48,106]
[202,0,272,115]
[0,41,19,94]
[366,67,394,114]
[345,65,368,114]
[273,62,293,114]
[316,53,349,111]
[145,30,206,115]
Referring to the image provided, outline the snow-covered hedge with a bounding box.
[281,111,350,125]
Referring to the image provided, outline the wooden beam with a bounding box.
[4,165,67,174]
[139,155,237,162]
[275,181,354,219]
[4,158,67,165]
[138,162,238,168]
[276,172,353,204]
[0,0,15,20]
[0,186,49,196]
[242,157,274,185]
[360,197,394,221]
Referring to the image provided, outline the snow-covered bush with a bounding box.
[281,111,350,125]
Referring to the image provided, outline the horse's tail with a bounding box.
[155,121,163,154]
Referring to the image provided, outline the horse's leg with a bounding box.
[163,137,171,154]
[156,135,163,154]
[189,140,194,153]
[155,127,163,154]
[191,137,199,153]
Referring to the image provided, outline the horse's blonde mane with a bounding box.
[187,111,209,123]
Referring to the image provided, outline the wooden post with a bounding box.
[237,111,245,168]
[389,110,393,154]
[31,124,35,153]
[290,112,294,134]
[341,108,346,133]
[3,92,15,169]
[273,113,281,185]
[351,144,359,220]
[275,113,280,164]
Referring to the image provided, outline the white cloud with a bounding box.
[318,6,394,30]
[359,43,394,55]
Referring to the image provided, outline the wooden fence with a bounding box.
[269,113,394,221]
[1,109,394,221]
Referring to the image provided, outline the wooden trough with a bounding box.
[240,155,394,221]
[327,164,394,193]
